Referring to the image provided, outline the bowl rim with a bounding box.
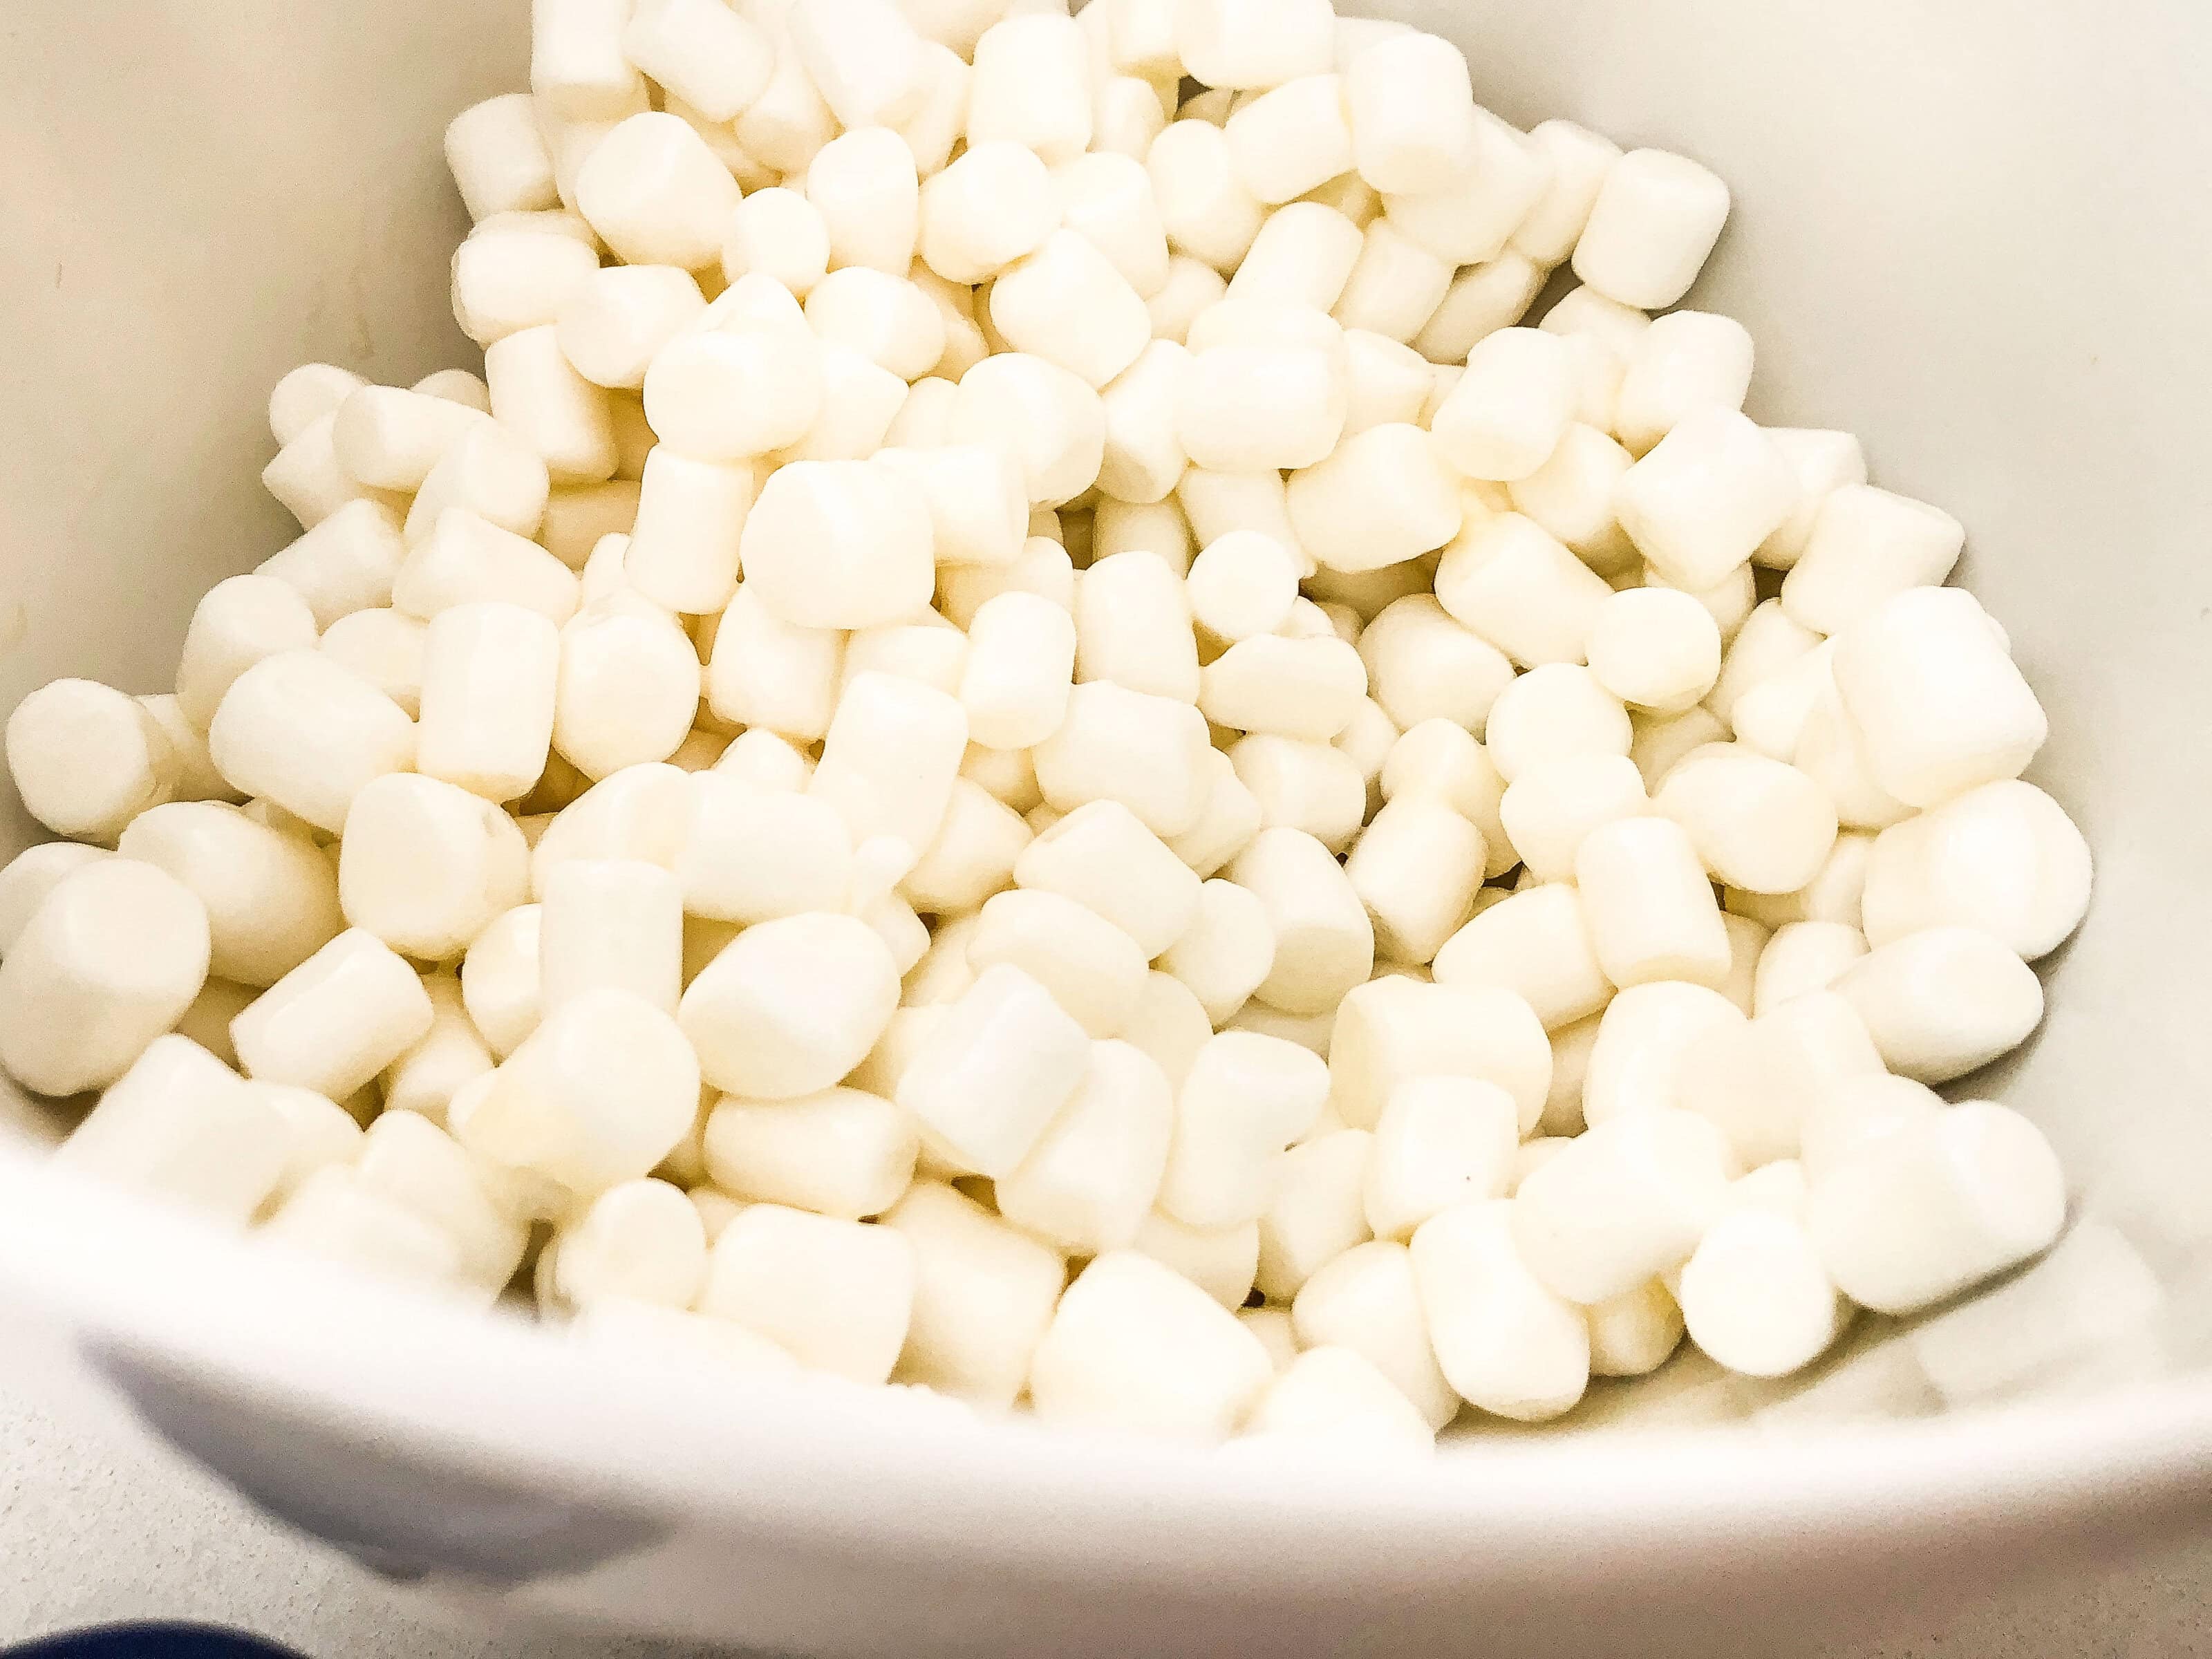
[3,1142,2205,1587]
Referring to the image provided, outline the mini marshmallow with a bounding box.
[622,0,774,122]
[1291,1239,1456,1427]
[696,1204,915,1383]
[415,602,560,803]
[1331,223,1452,345]
[1255,1127,1374,1302]
[1832,586,2048,809]
[232,928,433,1101]
[1177,463,1304,559]
[1676,1208,1844,1378]
[330,776,526,963]
[1342,795,1486,966]
[1835,925,2044,1085]
[1159,1031,1331,1228]
[0,861,210,1096]
[1239,1345,1435,1456]
[534,0,647,119]
[1513,1107,1733,1304]
[1145,256,1231,346]
[207,652,415,834]
[1340,30,1477,195]
[1075,550,1201,700]
[1165,751,1264,877]
[1434,512,1611,668]
[1752,920,1869,1015]
[1377,718,1511,874]
[1585,586,1722,713]
[1096,340,1190,504]
[1177,339,1348,475]
[1432,329,1575,483]
[1571,148,1730,310]
[1727,638,1834,762]
[1432,879,1611,1036]
[1413,252,1548,366]
[174,577,324,733]
[459,903,543,1060]
[1031,679,1213,838]
[1178,0,1332,88]
[1229,733,1366,852]
[572,111,739,270]
[1014,800,1200,959]
[1201,635,1368,742]
[1412,1199,1590,1420]
[678,911,899,1100]
[1613,409,1795,592]
[803,128,922,277]
[546,1177,708,1310]
[966,14,1093,163]
[556,265,706,391]
[808,671,968,859]
[1806,1100,2065,1316]
[270,363,371,451]
[0,844,110,956]
[350,1109,530,1291]
[999,1039,1175,1254]
[407,424,553,550]
[883,1183,1064,1407]
[262,414,399,530]
[1653,747,1839,894]
[1286,422,1462,574]
[1723,826,1874,932]
[895,42,970,176]
[1781,485,1965,635]
[55,1035,288,1221]
[1511,118,1622,266]
[553,601,702,777]
[382,972,495,1125]
[1356,596,1515,733]
[970,888,1147,1039]
[901,780,1029,915]
[920,143,1059,288]
[393,509,579,625]
[536,856,682,1018]
[1495,753,1647,884]
[1860,781,2092,962]
[739,460,934,630]
[258,503,409,635]
[1187,531,1301,642]
[5,680,176,843]
[1481,663,1631,782]
[1147,121,1267,274]
[644,321,823,464]
[1120,971,1214,1088]
[704,588,843,740]
[1029,1250,1271,1442]
[787,0,927,130]
[485,324,621,483]
[704,1085,919,1219]
[451,223,604,350]
[1673,990,1884,1168]
[1156,877,1275,1024]
[1364,1076,1519,1243]
[948,353,1107,509]
[1130,1208,1259,1306]
[1224,76,1355,207]
[722,189,831,300]
[1340,329,1436,435]
[1381,111,1549,271]
[1611,310,1753,458]
[1756,428,1869,570]
[897,963,1090,1177]
[1050,153,1171,304]
[1575,815,1730,988]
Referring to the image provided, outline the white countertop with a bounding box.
[4,1328,2204,1659]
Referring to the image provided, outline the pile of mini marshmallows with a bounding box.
[0,0,2093,1454]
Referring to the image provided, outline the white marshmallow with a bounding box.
[1412,252,1546,366]
[1178,0,1331,88]
[1330,222,1452,345]
[1432,881,1612,1032]
[1119,971,1214,1088]
[901,779,1030,915]
[1291,1239,1456,1427]
[1228,733,1365,852]
[1412,1199,1590,1421]
[1832,587,2047,809]
[622,0,776,121]
[704,587,844,740]
[1611,310,1752,458]
[393,509,579,626]
[1286,422,1462,574]
[1031,679,1212,838]
[1433,512,1611,669]
[1781,485,1967,636]
[1185,530,1300,643]
[677,910,899,1100]
[1327,973,1550,1135]
[969,888,1147,1039]
[1614,409,1794,592]
[1752,920,1869,1015]
[1364,1076,1519,1243]
[1677,1208,1844,1378]
[534,0,648,119]
[1585,586,1722,713]
[1158,1031,1330,1229]
[1577,980,1745,1129]
[3,679,175,844]
[1723,825,1875,932]
[232,928,433,1100]
[966,14,1093,163]
[1342,795,1486,966]
[722,189,830,301]
[788,0,927,129]
[738,459,934,630]
[948,353,1106,508]
[883,1183,1064,1407]
[696,1203,915,1383]
[704,1085,918,1219]
[1213,827,1369,1017]
[1049,153,1171,303]
[0,861,210,1096]
[1513,1107,1733,1304]
[1378,718,1511,875]
[1240,1346,1435,1456]
[998,1038,1175,1254]
[1835,925,2044,1085]
[485,324,621,484]
[1512,119,1622,266]
[896,42,971,177]
[644,321,823,463]
[807,671,968,859]
[803,128,922,277]
[573,111,739,270]
[1340,30,1477,195]
[174,576,324,733]
[1571,148,1730,310]
[256,504,408,636]
[1074,550,1200,701]
[262,413,400,530]
[1574,815,1730,988]
[415,601,561,803]
[546,1177,708,1310]
[406,424,554,550]
[1860,781,2091,962]
[382,971,495,1125]
[1380,110,1550,269]
[536,856,682,1018]
[955,593,1076,753]
[1495,754,1646,886]
[918,142,1058,287]
[329,776,525,964]
[898,963,1091,1177]
[55,1035,287,1221]
[451,224,604,350]
[1147,121,1266,274]
[1145,256,1231,346]
[1201,635,1368,742]
[1094,340,1190,504]
[1224,76,1354,206]
[1014,799,1200,959]
[0,843,110,957]
[269,364,367,448]
[552,601,702,777]
[556,265,706,392]
[1255,1127,1374,1302]
[1155,876,1275,1025]
[1806,1100,2065,1315]
[1481,663,1631,782]
[206,652,415,834]
[330,386,485,493]
[1674,990,1884,1168]
[1029,1250,1271,1441]
[1653,747,1839,894]
[1340,328,1436,433]
[1756,428,1869,571]
[1431,328,1575,483]
[1177,340,1348,475]
[1356,596,1515,733]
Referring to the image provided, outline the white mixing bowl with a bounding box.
[3,2,2209,1653]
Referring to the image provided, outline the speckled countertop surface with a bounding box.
[3,1327,2203,1659]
